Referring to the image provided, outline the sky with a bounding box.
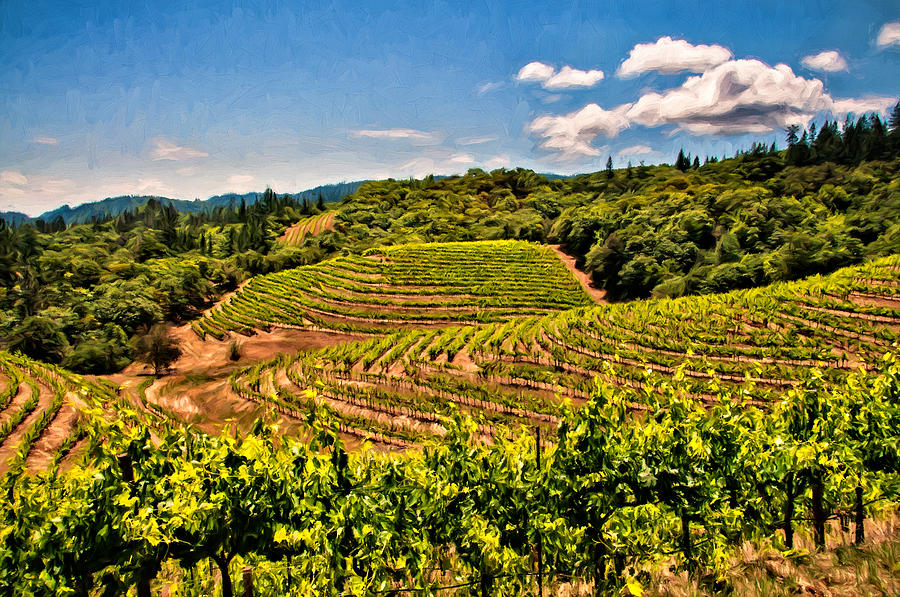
[1,0,898,215]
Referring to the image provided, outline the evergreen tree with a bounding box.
[675,149,690,172]
[605,156,614,178]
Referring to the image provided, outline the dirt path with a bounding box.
[550,244,608,304]
[25,396,79,473]
[0,381,53,471]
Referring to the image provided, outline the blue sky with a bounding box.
[1,0,898,214]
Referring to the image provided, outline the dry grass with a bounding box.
[643,513,900,597]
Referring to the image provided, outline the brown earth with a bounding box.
[106,325,369,437]
[550,244,608,303]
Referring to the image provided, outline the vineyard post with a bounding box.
[680,507,693,573]
[811,475,826,549]
[242,566,253,597]
[118,453,151,597]
[854,485,865,544]
[783,472,795,549]
[535,426,543,597]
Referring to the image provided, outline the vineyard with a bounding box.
[2,252,899,595]
[2,357,899,596]
[0,351,125,478]
[228,255,900,447]
[193,240,593,339]
[278,211,335,246]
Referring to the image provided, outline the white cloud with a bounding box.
[617,36,732,77]
[31,136,58,146]
[448,153,474,164]
[134,178,173,194]
[176,166,200,176]
[529,103,631,158]
[352,128,436,141]
[544,66,604,89]
[617,145,656,156]
[227,174,255,186]
[516,62,556,83]
[0,170,28,186]
[516,61,604,89]
[801,50,848,72]
[484,155,511,170]
[876,22,900,48]
[831,96,896,116]
[626,59,829,135]
[457,136,497,146]
[151,138,209,161]
[0,173,75,204]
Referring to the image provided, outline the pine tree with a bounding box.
[605,156,614,178]
[691,156,700,169]
[675,149,690,172]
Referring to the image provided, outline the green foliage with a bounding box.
[552,158,900,299]
[132,324,182,375]
[1,357,899,595]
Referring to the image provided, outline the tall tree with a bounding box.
[132,324,182,375]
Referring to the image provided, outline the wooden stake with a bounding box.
[242,566,253,597]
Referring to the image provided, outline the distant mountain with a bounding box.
[0,211,31,225]
[15,181,366,225]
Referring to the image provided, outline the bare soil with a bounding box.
[550,244,608,303]
[109,325,368,436]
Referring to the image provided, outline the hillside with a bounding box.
[193,240,593,339]
[225,255,899,446]
[0,351,128,476]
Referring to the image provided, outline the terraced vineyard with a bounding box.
[229,255,900,447]
[278,211,335,246]
[193,240,593,339]
[0,351,124,478]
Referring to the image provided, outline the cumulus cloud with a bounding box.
[31,136,58,146]
[801,50,848,72]
[626,59,830,135]
[516,62,556,83]
[876,22,900,48]
[151,138,209,161]
[529,103,631,158]
[617,37,732,77]
[831,96,896,116]
[516,61,604,89]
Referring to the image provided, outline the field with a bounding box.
[228,254,900,447]
[277,211,335,246]
[192,240,594,339]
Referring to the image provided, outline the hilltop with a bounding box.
[2,180,364,225]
